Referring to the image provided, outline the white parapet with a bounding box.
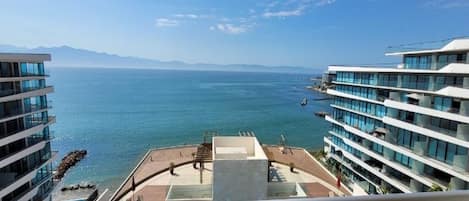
[212,136,268,201]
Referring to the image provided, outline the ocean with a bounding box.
[47,67,331,196]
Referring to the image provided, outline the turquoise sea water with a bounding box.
[47,67,331,195]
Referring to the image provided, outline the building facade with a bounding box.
[0,54,55,201]
[323,39,469,194]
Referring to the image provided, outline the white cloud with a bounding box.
[173,14,199,19]
[155,18,179,27]
[262,0,335,18]
[155,0,335,32]
[315,0,336,6]
[214,24,248,34]
[263,8,303,17]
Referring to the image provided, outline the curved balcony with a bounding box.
[325,136,412,193]
[0,75,49,84]
[0,106,51,124]
[327,89,383,105]
[0,86,53,103]
[0,121,50,147]
[330,131,446,190]
[382,116,469,148]
[0,151,55,199]
[384,99,469,124]
[326,115,469,183]
[0,140,49,169]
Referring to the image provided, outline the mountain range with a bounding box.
[0,44,320,74]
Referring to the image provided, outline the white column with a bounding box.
[456,124,469,141]
[411,160,425,175]
[383,148,394,160]
[460,100,469,117]
[431,54,438,70]
[412,141,427,156]
[389,92,400,101]
[453,152,469,172]
[410,179,423,192]
[449,177,466,190]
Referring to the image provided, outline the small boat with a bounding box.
[300,98,308,106]
[314,111,329,117]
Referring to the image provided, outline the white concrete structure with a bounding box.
[323,38,469,194]
[212,136,269,200]
[0,53,55,201]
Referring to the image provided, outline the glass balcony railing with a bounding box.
[0,108,23,120]
[0,86,51,98]
[0,136,48,165]
[0,89,22,97]
[385,36,469,53]
[10,176,53,201]
[0,150,52,191]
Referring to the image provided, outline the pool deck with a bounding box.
[110,144,351,201]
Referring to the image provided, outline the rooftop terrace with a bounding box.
[110,143,351,201]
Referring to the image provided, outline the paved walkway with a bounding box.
[111,146,199,201]
[264,145,352,195]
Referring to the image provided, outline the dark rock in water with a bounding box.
[54,149,88,180]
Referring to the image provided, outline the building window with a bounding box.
[20,63,45,76]
[437,53,467,68]
[404,55,432,69]
[427,138,467,164]
[394,152,412,168]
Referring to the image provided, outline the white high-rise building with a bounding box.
[0,53,56,201]
[323,38,469,194]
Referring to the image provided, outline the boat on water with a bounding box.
[300,97,308,106]
[314,111,329,117]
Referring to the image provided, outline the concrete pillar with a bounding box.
[385,130,397,144]
[410,179,424,192]
[449,177,466,190]
[456,124,469,141]
[383,148,394,161]
[361,141,371,160]
[369,73,375,85]
[415,114,430,127]
[362,139,372,149]
[361,154,371,161]
[428,76,435,91]
[416,114,430,128]
[397,75,402,88]
[413,141,427,156]
[389,92,400,101]
[387,108,399,118]
[453,152,469,172]
[419,95,432,108]
[411,160,425,175]
[431,54,438,70]
[460,100,469,117]
[463,78,469,89]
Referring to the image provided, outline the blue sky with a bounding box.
[1,0,469,67]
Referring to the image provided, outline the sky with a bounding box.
[1,0,469,67]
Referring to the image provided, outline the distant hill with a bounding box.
[0,44,321,74]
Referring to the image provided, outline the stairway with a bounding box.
[195,143,212,162]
